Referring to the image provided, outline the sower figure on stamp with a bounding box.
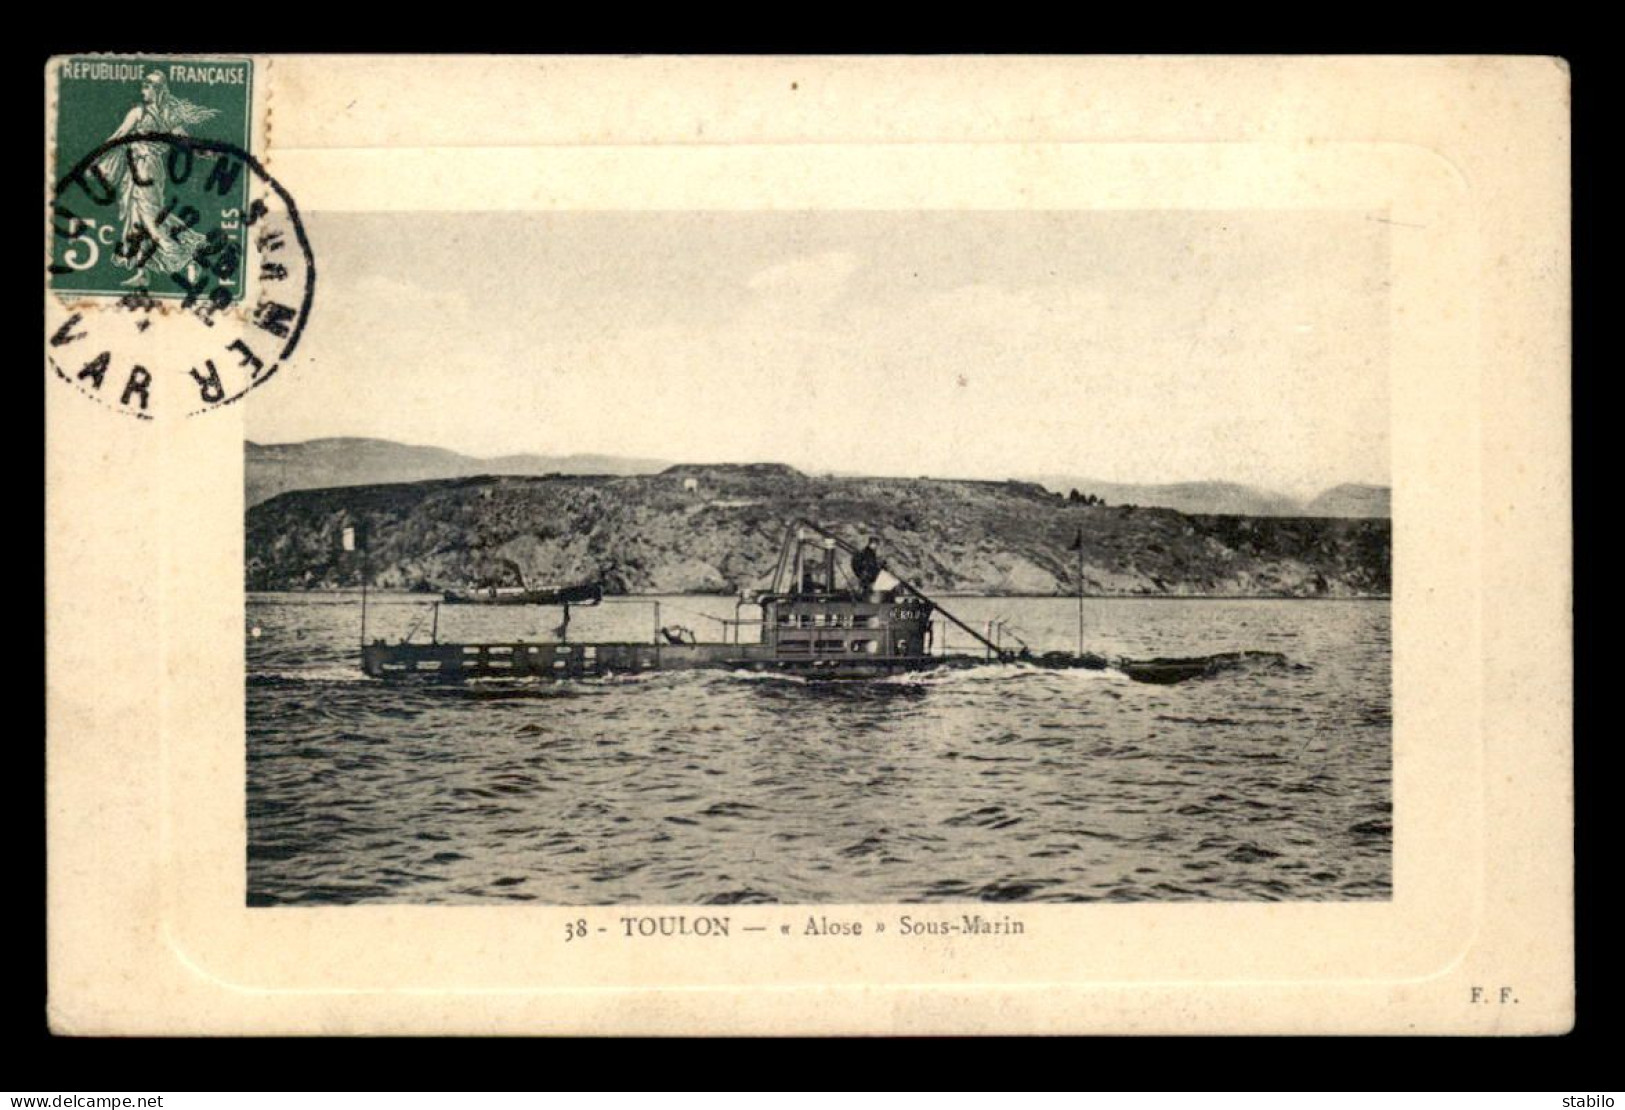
[97,72,218,287]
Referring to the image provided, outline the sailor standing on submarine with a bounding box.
[852,537,882,596]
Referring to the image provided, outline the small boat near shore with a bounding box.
[441,582,603,607]
[360,520,1278,684]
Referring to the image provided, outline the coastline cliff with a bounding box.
[245,465,1390,598]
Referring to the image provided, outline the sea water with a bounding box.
[247,594,1391,905]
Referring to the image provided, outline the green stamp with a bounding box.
[51,56,253,300]
[47,55,315,420]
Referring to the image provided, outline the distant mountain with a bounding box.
[1305,484,1391,518]
[247,438,1390,519]
[245,438,671,506]
[1034,479,1303,518]
[1029,476,1390,519]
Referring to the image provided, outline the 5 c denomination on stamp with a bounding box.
[46,56,315,419]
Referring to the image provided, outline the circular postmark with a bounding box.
[47,132,316,420]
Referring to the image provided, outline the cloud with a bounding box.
[745,250,860,304]
[338,273,475,322]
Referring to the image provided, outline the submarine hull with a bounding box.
[361,639,976,681]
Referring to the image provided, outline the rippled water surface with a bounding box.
[247,594,1390,905]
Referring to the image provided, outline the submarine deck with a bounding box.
[360,639,986,681]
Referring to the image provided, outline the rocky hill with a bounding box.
[246,466,1390,597]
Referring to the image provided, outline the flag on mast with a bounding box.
[1070,527,1085,657]
[342,526,356,552]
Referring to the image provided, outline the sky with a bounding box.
[246,209,1390,498]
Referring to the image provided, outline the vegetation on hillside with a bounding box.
[246,466,1391,597]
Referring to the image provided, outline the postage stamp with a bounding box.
[50,56,253,299]
[46,55,315,420]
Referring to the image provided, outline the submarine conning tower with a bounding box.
[754,522,989,662]
[756,589,935,660]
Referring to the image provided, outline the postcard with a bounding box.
[44,55,1572,1035]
